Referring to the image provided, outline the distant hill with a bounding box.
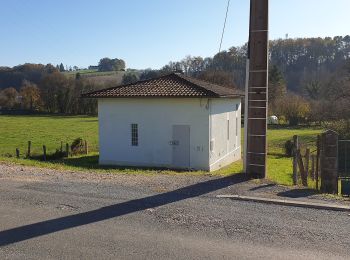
[64,70,125,88]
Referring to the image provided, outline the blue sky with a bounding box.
[1,0,349,69]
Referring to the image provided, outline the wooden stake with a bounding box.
[16,148,20,158]
[305,148,310,178]
[311,155,315,181]
[297,149,307,186]
[293,135,299,185]
[43,145,47,161]
[27,141,31,158]
[316,135,321,190]
[66,143,69,157]
[84,140,88,155]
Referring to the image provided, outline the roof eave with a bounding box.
[81,94,244,99]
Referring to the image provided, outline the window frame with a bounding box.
[131,123,138,146]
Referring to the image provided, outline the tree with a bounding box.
[59,63,65,72]
[98,58,126,72]
[0,63,59,90]
[304,80,322,100]
[198,70,236,88]
[0,87,19,108]
[139,69,163,80]
[268,65,287,114]
[39,72,72,113]
[276,93,310,126]
[75,72,81,80]
[19,80,41,110]
[122,72,139,84]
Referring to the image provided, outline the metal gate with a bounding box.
[338,140,350,195]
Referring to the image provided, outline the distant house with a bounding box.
[83,73,243,171]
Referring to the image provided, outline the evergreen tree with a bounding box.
[269,65,286,114]
[59,63,65,72]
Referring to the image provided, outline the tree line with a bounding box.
[0,36,349,129]
[0,64,99,114]
[121,36,350,129]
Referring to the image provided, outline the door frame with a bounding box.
[171,125,190,169]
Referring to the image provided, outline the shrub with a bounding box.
[276,93,311,126]
[71,137,85,155]
[325,120,350,139]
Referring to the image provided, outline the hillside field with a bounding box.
[64,70,125,87]
[0,115,323,185]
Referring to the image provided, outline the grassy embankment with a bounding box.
[0,115,322,185]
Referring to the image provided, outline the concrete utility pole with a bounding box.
[244,0,269,179]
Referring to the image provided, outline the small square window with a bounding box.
[131,124,138,146]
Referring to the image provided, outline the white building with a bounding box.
[84,73,243,171]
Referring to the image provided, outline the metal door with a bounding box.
[172,125,190,169]
[339,140,350,177]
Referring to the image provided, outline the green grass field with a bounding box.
[64,70,124,78]
[0,115,99,156]
[0,115,323,185]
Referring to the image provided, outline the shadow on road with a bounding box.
[0,173,247,247]
[249,183,276,191]
[277,188,318,198]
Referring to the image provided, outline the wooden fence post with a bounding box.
[60,141,63,153]
[16,148,20,158]
[305,148,310,178]
[84,140,88,155]
[27,141,31,158]
[43,145,47,161]
[311,155,315,181]
[293,135,299,185]
[66,143,69,157]
[297,149,308,186]
[316,135,321,190]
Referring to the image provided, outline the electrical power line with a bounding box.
[218,0,231,53]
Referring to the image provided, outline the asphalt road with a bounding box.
[0,165,349,259]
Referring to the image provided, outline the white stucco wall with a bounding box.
[98,97,241,172]
[98,98,210,170]
[209,98,241,171]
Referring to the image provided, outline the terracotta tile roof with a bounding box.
[82,73,244,98]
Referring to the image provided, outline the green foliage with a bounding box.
[268,65,287,114]
[159,36,350,93]
[59,63,65,72]
[276,93,311,126]
[122,72,139,84]
[304,81,322,100]
[71,137,85,155]
[0,87,19,108]
[19,80,41,110]
[198,70,236,88]
[140,69,163,81]
[0,63,59,90]
[325,120,350,139]
[75,72,81,80]
[98,57,125,72]
[31,149,66,161]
